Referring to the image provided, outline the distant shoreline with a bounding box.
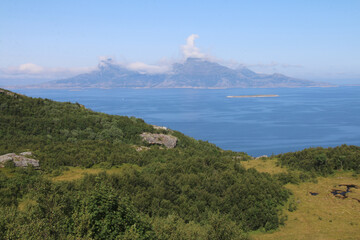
[227,95,279,98]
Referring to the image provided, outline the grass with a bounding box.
[242,158,360,240]
[18,197,37,212]
[0,168,17,177]
[241,157,287,174]
[8,158,360,239]
[49,163,142,182]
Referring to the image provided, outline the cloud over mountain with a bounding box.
[0,34,233,80]
[126,62,171,74]
[22,55,330,89]
[1,34,312,83]
[0,63,94,80]
[181,34,207,59]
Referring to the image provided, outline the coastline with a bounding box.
[227,95,279,98]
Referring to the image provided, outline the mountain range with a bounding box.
[26,58,330,89]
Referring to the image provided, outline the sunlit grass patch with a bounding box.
[50,164,142,182]
[241,157,287,175]
[18,198,37,212]
[251,171,360,240]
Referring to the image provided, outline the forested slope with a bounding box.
[277,145,360,175]
[0,88,291,239]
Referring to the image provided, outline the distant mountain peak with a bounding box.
[96,59,133,76]
[185,57,205,62]
[24,58,332,89]
[98,57,114,67]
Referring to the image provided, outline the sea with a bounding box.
[14,86,360,157]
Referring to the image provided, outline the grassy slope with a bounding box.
[2,88,293,238]
[242,158,360,240]
[2,88,359,239]
[46,158,360,239]
[49,164,142,182]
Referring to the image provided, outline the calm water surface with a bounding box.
[15,87,360,156]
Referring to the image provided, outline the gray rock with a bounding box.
[140,133,177,148]
[20,152,33,156]
[0,153,39,168]
[135,146,150,152]
[152,125,168,131]
[0,89,22,97]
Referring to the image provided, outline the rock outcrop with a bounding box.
[0,88,23,98]
[134,146,151,152]
[19,151,33,156]
[140,133,177,148]
[152,125,168,131]
[0,152,39,168]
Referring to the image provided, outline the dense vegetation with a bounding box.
[277,145,360,175]
[0,88,291,239]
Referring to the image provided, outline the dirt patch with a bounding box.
[331,184,359,201]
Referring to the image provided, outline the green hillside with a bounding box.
[0,88,291,239]
[1,88,359,239]
[242,158,360,240]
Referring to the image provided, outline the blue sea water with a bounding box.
[15,87,360,156]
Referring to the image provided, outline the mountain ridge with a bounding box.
[23,58,331,89]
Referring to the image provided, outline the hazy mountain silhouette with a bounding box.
[27,58,329,89]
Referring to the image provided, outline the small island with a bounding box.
[227,94,279,98]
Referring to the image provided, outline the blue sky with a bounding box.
[0,0,359,84]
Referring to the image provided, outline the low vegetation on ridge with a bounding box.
[0,88,287,239]
[242,157,360,240]
[0,88,359,239]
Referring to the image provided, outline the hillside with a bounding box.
[0,88,289,239]
[241,157,360,240]
[1,88,358,239]
[24,58,330,89]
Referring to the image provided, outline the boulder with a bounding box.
[140,133,177,148]
[20,151,33,156]
[152,125,168,131]
[0,153,39,168]
[135,146,150,152]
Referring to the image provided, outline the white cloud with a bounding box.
[18,63,44,74]
[245,62,304,69]
[0,63,94,79]
[96,55,171,74]
[246,62,279,69]
[2,63,45,75]
[181,34,207,59]
[0,35,212,80]
[126,62,170,74]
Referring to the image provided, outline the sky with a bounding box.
[1,0,360,85]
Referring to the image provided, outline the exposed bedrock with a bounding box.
[140,133,177,148]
